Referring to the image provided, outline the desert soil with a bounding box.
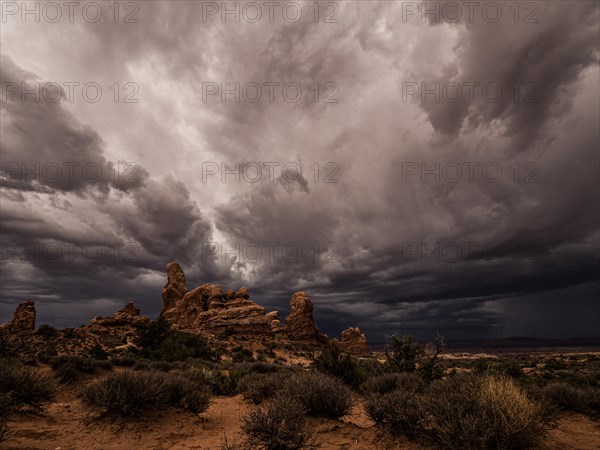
[3,386,600,450]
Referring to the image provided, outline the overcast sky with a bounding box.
[1,1,599,342]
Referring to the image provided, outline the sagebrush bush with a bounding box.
[361,372,425,395]
[424,374,546,449]
[49,355,109,382]
[0,359,57,412]
[238,372,287,404]
[0,392,14,442]
[479,376,545,449]
[110,357,137,367]
[241,394,314,450]
[283,371,355,419]
[365,389,425,440]
[541,382,600,414]
[80,371,211,417]
[312,342,367,388]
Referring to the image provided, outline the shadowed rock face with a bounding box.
[283,291,327,342]
[340,327,370,357]
[3,300,36,333]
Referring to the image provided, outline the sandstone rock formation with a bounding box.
[162,262,188,310]
[340,326,370,357]
[160,263,275,335]
[2,300,36,333]
[283,291,326,342]
[90,301,149,327]
[266,311,281,331]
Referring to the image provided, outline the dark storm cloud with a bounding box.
[0,58,217,321]
[1,1,598,339]
[413,1,600,150]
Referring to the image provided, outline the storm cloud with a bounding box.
[1,1,598,341]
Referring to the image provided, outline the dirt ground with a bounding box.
[3,386,600,450]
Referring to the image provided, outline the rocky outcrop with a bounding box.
[340,327,370,357]
[162,262,188,310]
[283,292,326,342]
[2,300,36,333]
[160,264,275,335]
[90,301,149,327]
[266,311,281,331]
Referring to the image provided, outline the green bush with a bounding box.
[80,371,211,417]
[0,359,57,412]
[135,317,218,361]
[385,335,424,372]
[312,342,367,388]
[284,371,355,419]
[241,394,314,450]
[35,324,58,338]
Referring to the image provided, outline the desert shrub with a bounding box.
[365,389,426,440]
[80,371,211,417]
[49,355,103,382]
[164,375,212,413]
[238,372,287,405]
[133,361,151,371]
[135,317,218,362]
[0,392,14,442]
[471,358,525,379]
[424,374,545,449]
[312,342,367,388]
[544,358,567,371]
[0,330,24,358]
[111,357,137,367]
[541,382,600,414]
[283,371,355,419]
[35,324,58,338]
[93,360,113,371]
[81,371,170,416]
[361,372,426,395]
[150,361,175,372]
[241,394,314,450]
[0,359,57,412]
[385,335,424,373]
[87,343,109,360]
[232,348,255,363]
[250,362,280,374]
[541,382,584,411]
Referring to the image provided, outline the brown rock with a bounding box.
[159,264,272,335]
[283,292,325,341]
[340,327,370,357]
[90,301,149,327]
[4,300,36,333]
[162,262,187,310]
[266,311,281,331]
